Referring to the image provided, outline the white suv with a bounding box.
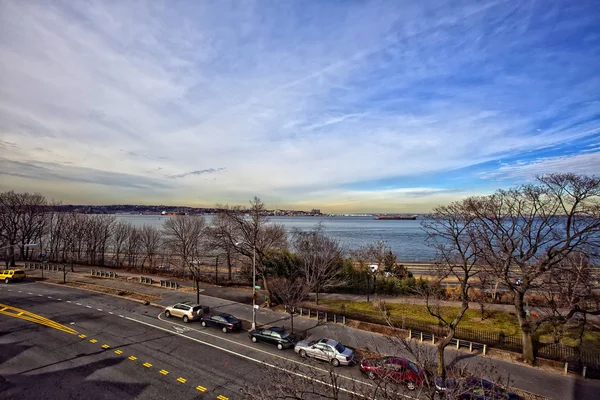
[164,302,205,323]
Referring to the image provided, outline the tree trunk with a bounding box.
[436,331,453,377]
[262,276,272,307]
[226,250,232,280]
[290,311,294,334]
[196,278,200,304]
[514,290,535,364]
[315,289,320,306]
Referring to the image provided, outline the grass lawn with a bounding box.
[318,299,600,351]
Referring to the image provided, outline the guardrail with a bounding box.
[140,276,153,284]
[160,280,179,289]
[297,307,346,325]
[90,269,117,278]
[24,262,62,271]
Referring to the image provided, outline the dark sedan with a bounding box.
[200,313,242,333]
[248,327,296,350]
[435,377,522,400]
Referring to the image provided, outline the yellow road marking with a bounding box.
[0,303,78,335]
[217,395,228,400]
[128,356,137,361]
[143,362,152,368]
[177,377,186,383]
[78,334,86,339]
[114,350,123,355]
[89,339,98,343]
[159,370,169,375]
[102,344,110,349]
[196,385,207,392]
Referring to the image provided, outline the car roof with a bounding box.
[270,327,286,333]
[319,338,339,346]
[218,313,236,318]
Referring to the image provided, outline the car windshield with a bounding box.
[223,315,238,323]
[335,343,346,353]
[407,361,420,374]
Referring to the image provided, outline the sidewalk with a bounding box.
[23,266,600,400]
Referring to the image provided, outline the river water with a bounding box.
[116,215,434,262]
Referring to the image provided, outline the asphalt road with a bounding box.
[0,282,274,400]
[0,281,384,400]
[2,280,600,400]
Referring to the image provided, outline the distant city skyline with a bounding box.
[1,1,599,213]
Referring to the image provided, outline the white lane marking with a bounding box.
[28,293,33,295]
[57,298,62,301]
[86,306,92,309]
[97,309,103,312]
[119,315,124,318]
[38,294,42,297]
[67,301,71,303]
[126,316,391,399]
[18,291,22,293]
[47,296,52,299]
[109,312,114,315]
[7,290,11,292]
[76,303,82,306]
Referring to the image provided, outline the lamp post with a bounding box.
[252,244,257,330]
[237,241,257,330]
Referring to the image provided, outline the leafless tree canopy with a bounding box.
[463,173,600,363]
[292,223,345,305]
[214,197,287,306]
[420,199,481,377]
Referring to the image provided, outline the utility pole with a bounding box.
[215,255,219,285]
[252,245,257,330]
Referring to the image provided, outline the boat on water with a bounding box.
[161,211,186,216]
[375,215,417,220]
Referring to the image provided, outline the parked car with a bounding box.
[294,338,354,366]
[201,313,242,333]
[0,269,26,284]
[359,356,424,390]
[435,377,522,399]
[164,302,204,323]
[249,327,296,350]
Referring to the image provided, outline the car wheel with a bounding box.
[4,278,9,284]
[277,343,283,350]
[183,315,189,323]
[222,327,228,333]
[299,350,307,358]
[406,381,416,391]
[165,310,171,318]
[251,336,257,343]
[201,321,207,327]
[331,358,340,367]
[368,371,376,380]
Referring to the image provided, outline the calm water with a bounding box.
[115,215,434,262]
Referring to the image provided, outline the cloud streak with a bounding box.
[167,168,226,179]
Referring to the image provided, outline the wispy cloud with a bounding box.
[0,0,598,211]
[167,168,226,179]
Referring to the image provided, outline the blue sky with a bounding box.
[0,0,598,212]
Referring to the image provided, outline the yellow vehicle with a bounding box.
[0,269,26,284]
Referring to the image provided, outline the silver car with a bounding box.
[294,338,354,366]
[164,302,204,323]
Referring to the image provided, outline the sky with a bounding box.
[0,0,599,213]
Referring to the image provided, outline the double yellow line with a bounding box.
[0,303,78,335]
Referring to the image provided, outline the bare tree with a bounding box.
[162,216,208,304]
[420,200,480,378]
[208,212,237,280]
[125,226,142,270]
[215,197,287,306]
[349,241,387,301]
[466,173,600,363]
[270,275,311,333]
[139,225,162,272]
[110,220,131,267]
[292,223,345,305]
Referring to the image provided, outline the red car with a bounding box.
[359,357,424,390]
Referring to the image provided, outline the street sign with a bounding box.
[40,253,46,258]
[253,305,259,309]
[254,285,261,290]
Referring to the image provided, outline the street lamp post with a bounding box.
[252,244,256,330]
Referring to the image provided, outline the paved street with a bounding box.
[2,277,600,400]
